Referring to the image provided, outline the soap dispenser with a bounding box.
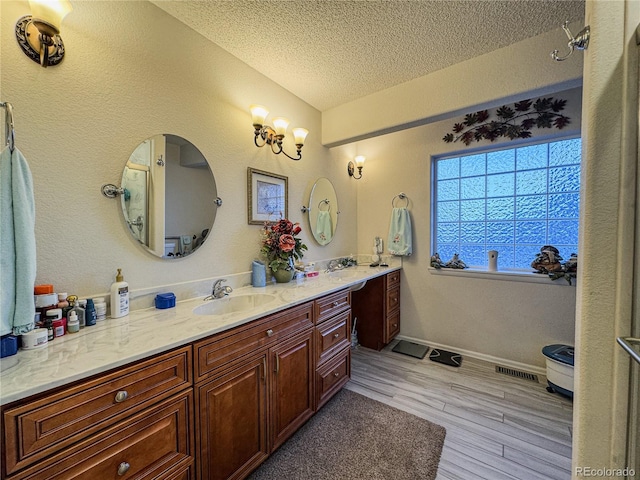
[110,269,130,318]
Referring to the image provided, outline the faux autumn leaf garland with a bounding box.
[443,97,571,146]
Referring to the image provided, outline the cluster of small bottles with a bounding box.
[32,269,129,343]
[34,286,106,341]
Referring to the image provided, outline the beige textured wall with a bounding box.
[0,1,356,297]
[332,87,583,368]
[573,0,638,473]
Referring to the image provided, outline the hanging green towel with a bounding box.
[387,207,412,256]
[0,146,36,336]
[315,210,333,245]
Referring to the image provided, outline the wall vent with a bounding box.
[495,365,539,382]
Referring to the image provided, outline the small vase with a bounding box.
[272,258,295,283]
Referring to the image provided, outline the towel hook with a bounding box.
[1,102,16,152]
[318,199,331,212]
[392,192,409,208]
[551,21,590,62]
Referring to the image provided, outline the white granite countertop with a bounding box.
[0,266,399,405]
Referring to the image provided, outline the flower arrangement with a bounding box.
[260,218,308,272]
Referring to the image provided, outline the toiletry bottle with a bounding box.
[45,318,54,341]
[67,311,79,333]
[67,296,86,328]
[85,298,97,327]
[110,269,130,318]
[78,300,87,328]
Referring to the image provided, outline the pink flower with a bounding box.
[273,219,293,234]
[279,234,296,252]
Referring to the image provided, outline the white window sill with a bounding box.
[428,267,577,286]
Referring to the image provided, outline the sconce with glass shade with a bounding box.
[15,0,72,67]
[250,104,309,161]
[347,155,365,179]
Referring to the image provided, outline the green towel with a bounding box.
[388,207,412,256]
[1,146,36,336]
[315,210,333,245]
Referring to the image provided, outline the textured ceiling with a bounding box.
[152,0,585,111]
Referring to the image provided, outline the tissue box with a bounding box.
[155,293,176,309]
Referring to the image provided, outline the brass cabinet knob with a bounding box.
[114,391,128,403]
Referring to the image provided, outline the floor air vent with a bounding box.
[495,366,539,382]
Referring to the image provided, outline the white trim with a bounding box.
[428,266,577,286]
[397,334,548,377]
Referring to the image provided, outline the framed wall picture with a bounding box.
[247,168,288,225]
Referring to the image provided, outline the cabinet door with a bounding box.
[270,329,314,451]
[196,353,268,480]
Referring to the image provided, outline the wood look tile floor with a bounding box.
[344,340,574,480]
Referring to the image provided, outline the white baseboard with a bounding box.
[396,334,547,377]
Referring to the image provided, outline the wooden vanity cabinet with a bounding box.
[1,346,195,480]
[194,302,315,480]
[351,271,400,351]
[313,289,351,409]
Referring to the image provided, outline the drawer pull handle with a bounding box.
[117,462,130,476]
[392,323,398,328]
[266,329,274,337]
[114,391,128,403]
[333,372,340,377]
[333,333,340,338]
[332,301,339,307]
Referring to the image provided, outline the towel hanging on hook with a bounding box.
[1,102,16,153]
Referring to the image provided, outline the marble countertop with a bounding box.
[0,265,399,405]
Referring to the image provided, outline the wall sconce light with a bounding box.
[15,0,72,68]
[250,104,309,161]
[347,155,365,180]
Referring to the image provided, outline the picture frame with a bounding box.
[247,168,288,225]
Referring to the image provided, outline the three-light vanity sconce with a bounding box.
[14,0,72,68]
[250,105,309,161]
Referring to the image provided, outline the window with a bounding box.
[433,137,581,269]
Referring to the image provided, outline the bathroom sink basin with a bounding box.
[327,269,361,281]
[193,294,276,316]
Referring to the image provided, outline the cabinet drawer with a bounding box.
[315,347,350,409]
[3,346,192,476]
[195,302,313,382]
[386,285,400,314]
[315,310,351,367]
[385,309,400,343]
[314,289,350,324]
[13,390,194,480]
[386,270,400,287]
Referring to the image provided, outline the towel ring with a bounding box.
[318,199,331,212]
[392,193,409,208]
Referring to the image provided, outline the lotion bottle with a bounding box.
[110,269,130,318]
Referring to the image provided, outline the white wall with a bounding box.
[332,87,582,369]
[0,1,356,298]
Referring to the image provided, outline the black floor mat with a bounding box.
[429,349,462,367]
[392,340,429,359]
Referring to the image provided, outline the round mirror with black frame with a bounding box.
[308,177,338,245]
[120,134,218,259]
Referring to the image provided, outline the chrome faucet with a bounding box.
[326,260,343,273]
[204,279,233,301]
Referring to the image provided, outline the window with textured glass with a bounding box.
[433,137,581,269]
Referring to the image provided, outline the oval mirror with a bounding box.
[308,177,338,245]
[120,134,218,259]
